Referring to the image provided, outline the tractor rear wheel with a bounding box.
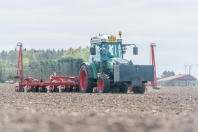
[132,83,146,94]
[97,74,110,93]
[79,65,94,93]
[132,87,139,94]
[138,83,146,94]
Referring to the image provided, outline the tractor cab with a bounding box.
[90,34,138,61]
[89,34,125,74]
[89,34,138,72]
[90,35,123,61]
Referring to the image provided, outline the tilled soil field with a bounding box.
[0,84,198,132]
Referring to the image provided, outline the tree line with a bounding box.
[0,46,89,64]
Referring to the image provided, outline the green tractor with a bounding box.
[79,32,154,94]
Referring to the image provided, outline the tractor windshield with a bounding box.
[102,43,123,59]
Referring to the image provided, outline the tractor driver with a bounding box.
[102,44,114,58]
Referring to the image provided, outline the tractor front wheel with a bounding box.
[97,74,110,93]
[79,65,94,93]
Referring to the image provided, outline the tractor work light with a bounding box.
[119,31,122,38]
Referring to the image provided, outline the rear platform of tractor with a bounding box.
[14,32,154,94]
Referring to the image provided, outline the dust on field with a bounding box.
[0,84,198,132]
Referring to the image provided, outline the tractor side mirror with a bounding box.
[133,47,138,55]
[90,47,96,55]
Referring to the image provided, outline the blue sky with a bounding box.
[0,0,198,79]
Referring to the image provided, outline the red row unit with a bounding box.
[15,72,79,92]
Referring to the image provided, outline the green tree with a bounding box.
[82,46,90,61]
[161,70,175,78]
[63,46,90,61]
[23,50,36,62]
[7,50,18,63]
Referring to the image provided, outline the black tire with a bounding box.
[138,83,146,94]
[56,88,59,93]
[45,88,47,92]
[49,86,53,92]
[22,87,24,92]
[97,74,110,93]
[132,87,139,94]
[132,83,146,94]
[119,84,128,93]
[79,65,95,93]
[36,86,39,92]
[32,87,36,92]
[33,86,39,92]
[67,86,73,92]
[110,87,120,93]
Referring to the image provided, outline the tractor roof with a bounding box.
[90,34,122,44]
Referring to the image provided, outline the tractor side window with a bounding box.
[89,44,100,62]
[108,45,114,56]
[117,43,123,58]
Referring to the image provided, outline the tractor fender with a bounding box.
[80,62,94,79]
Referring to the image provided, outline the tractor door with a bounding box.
[89,44,100,72]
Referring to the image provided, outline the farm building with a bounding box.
[157,74,197,86]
